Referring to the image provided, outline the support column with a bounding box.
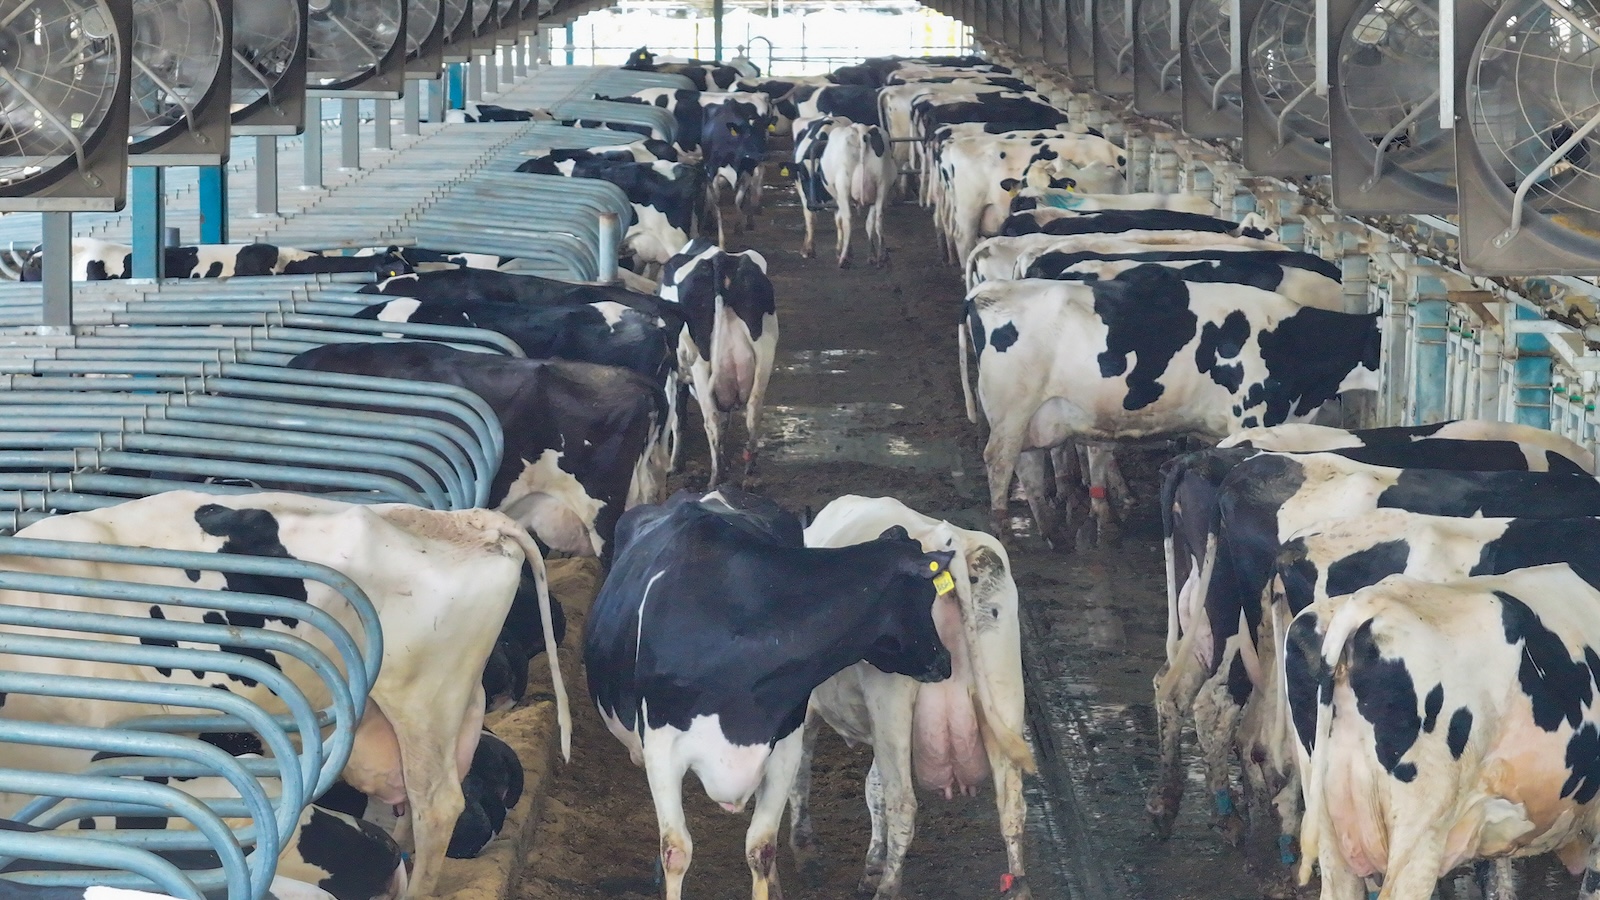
[198,165,228,243]
[374,98,392,149]
[713,0,725,59]
[39,211,72,332]
[340,97,361,169]
[447,63,465,110]
[131,166,166,279]
[256,135,280,214]
[302,99,324,188]
[404,84,421,134]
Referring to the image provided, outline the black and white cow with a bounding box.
[289,342,668,557]
[594,89,710,157]
[960,265,1381,542]
[513,156,713,270]
[966,230,1286,290]
[0,492,566,900]
[350,246,509,272]
[1153,447,1600,859]
[658,240,779,488]
[481,567,569,711]
[933,131,1129,264]
[622,47,745,90]
[791,84,884,127]
[358,267,668,314]
[585,487,954,900]
[521,139,679,166]
[794,495,1035,900]
[18,239,410,282]
[444,102,555,123]
[790,116,896,266]
[830,55,1008,87]
[12,794,402,900]
[1000,208,1274,240]
[700,96,773,232]
[1025,248,1346,311]
[354,295,684,471]
[1286,564,1600,900]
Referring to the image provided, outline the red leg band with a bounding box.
[1089,485,1108,500]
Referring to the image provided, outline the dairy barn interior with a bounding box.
[11,0,1600,899]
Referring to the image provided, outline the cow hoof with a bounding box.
[855,875,882,897]
[1000,874,1032,899]
[795,856,825,887]
[838,259,852,269]
[1215,811,1246,847]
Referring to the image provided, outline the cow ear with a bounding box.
[877,525,911,542]
[906,549,958,579]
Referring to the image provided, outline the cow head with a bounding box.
[626,47,656,70]
[702,103,769,172]
[861,525,956,683]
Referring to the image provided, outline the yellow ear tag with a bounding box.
[933,570,956,595]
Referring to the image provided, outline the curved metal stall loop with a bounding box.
[0,535,384,900]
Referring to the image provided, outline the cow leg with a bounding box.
[801,204,817,259]
[1376,817,1450,900]
[1148,651,1207,839]
[1015,449,1064,550]
[690,360,724,488]
[1049,444,1089,536]
[1471,858,1517,900]
[1083,444,1121,546]
[864,691,917,900]
[1192,661,1247,846]
[644,737,693,900]
[987,722,1031,899]
[835,197,854,269]
[983,426,1027,541]
[746,728,804,900]
[859,759,890,894]
[869,198,888,265]
[786,706,824,884]
[742,334,775,481]
[385,701,469,899]
[1103,450,1136,520]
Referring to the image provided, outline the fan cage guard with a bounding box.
[1069,0,1097,79]
[1250,0,1328,137]
[439,0,472,63]
[127,0,230,155]
[306,0,406,92]
[232,0,303,124]
[0,0,131,207]
[1327,0,1456,210]
[1180,0,1244,135]
[405,0,447,77]
[1096,0,1136,92]
[1471,0,1600,236]
[1134,0,1183,114]
[1044,0,1073,65]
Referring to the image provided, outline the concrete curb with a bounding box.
[436,558,601,900]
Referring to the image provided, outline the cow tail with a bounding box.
[849,130,873,207]
[498,526,573,763]
[959,301,979,424]
[1296,596,1379,887]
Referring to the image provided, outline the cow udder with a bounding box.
[912,593,991,798]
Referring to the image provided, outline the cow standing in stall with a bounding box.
[658,241,779,489]
[792,116,897,267]
[585,487,955,900]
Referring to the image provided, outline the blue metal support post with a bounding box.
[197,166,228,244]
[448,63,465,110]
[565,24,575,65]
[130,167,166,280]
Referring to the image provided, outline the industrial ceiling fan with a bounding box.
[1180,0,1243,135]
[1326,0,1454,211]
[1239,0,1329,173]
[1455,0,1600,273]
[129,0,232,163]
[232,0,309,133]
[0,0,132,209]
[1134,0,1183,115]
